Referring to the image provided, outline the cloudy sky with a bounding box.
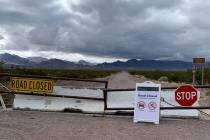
[0,0,210,63]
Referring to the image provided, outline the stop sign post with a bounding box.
[175,85,198,106]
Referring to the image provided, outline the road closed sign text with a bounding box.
[10,77,54,93]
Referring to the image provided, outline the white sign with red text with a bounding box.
[134,81,161,124]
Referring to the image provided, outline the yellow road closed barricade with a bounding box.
[10,77,54,93]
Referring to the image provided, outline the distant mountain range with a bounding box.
[27,57,48,63]
[0,53,95,69]
[0,53,32,66]
[0,53,207,70]
[97,59,194,70]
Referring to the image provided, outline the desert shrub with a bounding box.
[158,76,168,82]
[129,70,192,83]
[5,68,118,79]
[206,90,210,96]
[0,61,4,73]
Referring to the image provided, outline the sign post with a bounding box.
[192,58,205,85]
[175,85,199,106]
[134,81,161,124]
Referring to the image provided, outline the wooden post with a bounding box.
[201,65,204,85]
[192,64,195,85]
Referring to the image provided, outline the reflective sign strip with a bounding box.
[10,77,54,93]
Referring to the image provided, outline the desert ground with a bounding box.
[0,111,210,140]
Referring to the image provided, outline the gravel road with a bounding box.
[0,111,210,140]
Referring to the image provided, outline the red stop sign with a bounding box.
[175,85,198,106]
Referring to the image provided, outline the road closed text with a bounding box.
[10,77,54,93]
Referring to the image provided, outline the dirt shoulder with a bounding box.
[98,71,181,89]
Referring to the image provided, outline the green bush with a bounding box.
[0,61,4,73]
[129,70,192,83]
[4,68,119,79]
[158,76,168,82]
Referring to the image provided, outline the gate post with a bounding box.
[0,94,6,110]
[103,81,108,112]
[103,90,107,111]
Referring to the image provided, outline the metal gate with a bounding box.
[0,73,108,112]
[103,85,210,111]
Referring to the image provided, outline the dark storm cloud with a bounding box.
[0,35,3,40]
[1,0,210,61]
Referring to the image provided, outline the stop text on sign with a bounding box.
[176,92,197,101]
[10,77,54,93]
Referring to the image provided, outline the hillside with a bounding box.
[0,53,205,70]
